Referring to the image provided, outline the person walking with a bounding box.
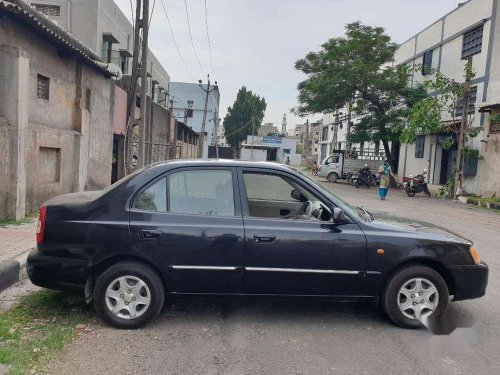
[377,160,395,200]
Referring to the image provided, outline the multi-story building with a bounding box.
[169,82,220,158]
[395,0,500,195]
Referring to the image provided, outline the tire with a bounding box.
[94,261,165,329]
[327,173,338,183]
[381,265,449,329]
[405,187,415,197]
[355,180,360,188]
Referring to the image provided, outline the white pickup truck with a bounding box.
[317,151,384,183]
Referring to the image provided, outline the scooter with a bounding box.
[403,169,431,197]
[354,165,373,188]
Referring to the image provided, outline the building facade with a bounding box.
[395,0,500,195]
[0,0,121,219]
[169,82,220,158]
[240,135,301,165]
[258,122,279,136]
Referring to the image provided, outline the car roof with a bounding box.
[148,159,295,172]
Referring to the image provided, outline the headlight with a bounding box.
[469,246,480,264]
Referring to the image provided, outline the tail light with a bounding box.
[36,206,47,244]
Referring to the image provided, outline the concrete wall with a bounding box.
[0,14,115,219]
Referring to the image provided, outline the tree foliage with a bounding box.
[294,22,427,168]
[223,86,266,151]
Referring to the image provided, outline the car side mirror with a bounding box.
[332,207,346,224]
[291,189,304,201]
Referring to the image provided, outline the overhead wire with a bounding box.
[204,0,214,75]
[184,0,205,76]
[159,0,194,79]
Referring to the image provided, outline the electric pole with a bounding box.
[250,116,255,161]
[137,0,150,168]
[454,56,473,199]
[198,74,218,158]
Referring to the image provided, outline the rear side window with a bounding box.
[169,170,235,216]
[134,178,167,212]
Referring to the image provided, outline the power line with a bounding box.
[204,0,214,75]
[184,0,205,75]
[159,0,193,79]
[148,0,156,32]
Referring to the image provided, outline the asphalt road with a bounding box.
[49,179,499,375]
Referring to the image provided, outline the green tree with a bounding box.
[223,86,267,151]
[294,22,426,169]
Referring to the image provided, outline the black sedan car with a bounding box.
[27,160,488,329]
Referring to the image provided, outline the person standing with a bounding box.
[312,161,318,176]
[377,160,395,200]
[285,156,291,165]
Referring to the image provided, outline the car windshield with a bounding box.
[289,167,363,220]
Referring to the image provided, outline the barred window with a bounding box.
[456,86,477,117]
[462,26,483,59]
[415,136,425,158]
[422,50,433,75]
[32,4,61,17]
[37,74,50,100]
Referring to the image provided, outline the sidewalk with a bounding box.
[0,221,37,292]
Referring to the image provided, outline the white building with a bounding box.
[395,0,500,195]
[240,135,301,165]
[169,82,220,158]
[28,0,170,103]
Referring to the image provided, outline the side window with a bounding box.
[134,177,167,212]
[325,155,339,164]
[169,170,235,216]
[243,172,331,221]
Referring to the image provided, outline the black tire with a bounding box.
[355,180,360,188]
[405,188,415,197]
[381,265,449,329]
[94,261,165,329]
[327,173,338,183]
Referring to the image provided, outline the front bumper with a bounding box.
[449,261,488,301]
[26,248,90,293]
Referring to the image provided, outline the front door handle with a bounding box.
[254,234,276,243]
[139,229,162,240]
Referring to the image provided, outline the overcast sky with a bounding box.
[116,0,459,131]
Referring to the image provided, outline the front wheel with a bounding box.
[327,173,338,183]
[381,265,449,328]
[405,187,415,197]
[94,262,165,329]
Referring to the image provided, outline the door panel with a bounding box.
[243,219,367,296]
[129,167,244,294]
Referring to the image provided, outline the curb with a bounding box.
[0,249,32,293]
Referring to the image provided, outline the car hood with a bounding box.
[364,214,472,245]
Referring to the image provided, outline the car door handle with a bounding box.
[138,230,162,240]
[254,234,276,243]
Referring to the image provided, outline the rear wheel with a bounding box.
[381,265,449,328]
[94,262,165,329]
[405,187,415,197]
[327,173,338,183]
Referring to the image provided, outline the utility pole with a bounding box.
[250,117,255,161]
[454,56,473,199]
[124,0,143,175]
[137,0,150,168]
[198,74,218,158]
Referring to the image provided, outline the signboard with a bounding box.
[262,136,282,144]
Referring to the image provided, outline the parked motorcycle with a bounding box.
[354,165,374,188]
[403,169,431,197]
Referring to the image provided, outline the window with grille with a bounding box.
[456,86,477,117]
[415,136,425,158]
[32,4,61,17]
[422,50,433,75]
[322,126,328,141]
[37,74,50,100]
[462,26,483,59]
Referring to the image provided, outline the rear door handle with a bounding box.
[254,234,276,243]
[139,229,162,240]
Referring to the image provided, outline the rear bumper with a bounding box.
[449,261,488,301]
[26,248,90,293]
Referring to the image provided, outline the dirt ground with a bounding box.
[20,180,500,374]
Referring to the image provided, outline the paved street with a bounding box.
[43,180,499,375]
[0,221,36,263]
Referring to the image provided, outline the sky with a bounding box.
[115,0,460,131]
